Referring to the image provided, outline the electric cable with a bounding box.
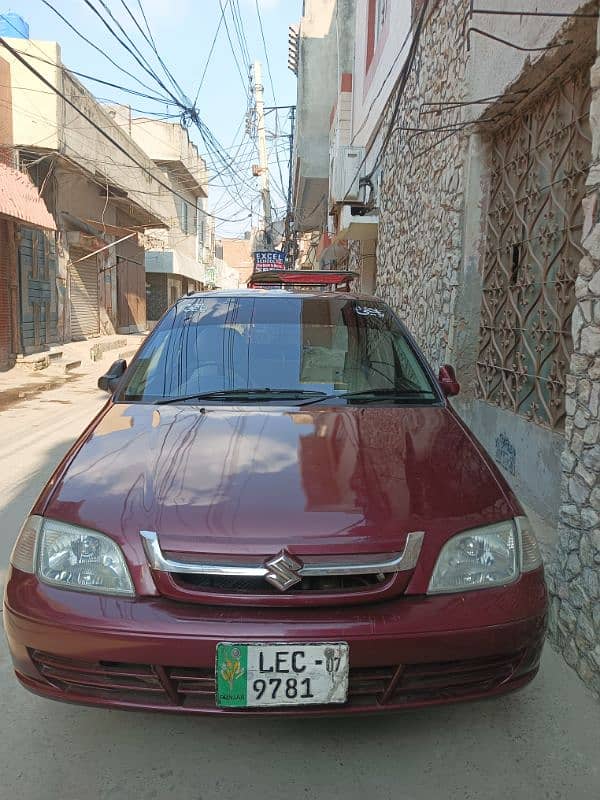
[0,36,250,224]
[193,0,230,106]
[218,0,252,100]
[80,0,189,109]
[255,0,277,104]
[118,0,188,103]
[38,1,175,103]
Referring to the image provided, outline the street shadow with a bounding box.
[0,373,80,413]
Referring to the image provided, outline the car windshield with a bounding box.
[118,295,438,404]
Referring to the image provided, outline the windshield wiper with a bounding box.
[298,388,439,406]
[157,389,328,405]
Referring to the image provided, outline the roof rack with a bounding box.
[247,270,358,292]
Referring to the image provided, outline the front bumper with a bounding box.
[4,568,548,715]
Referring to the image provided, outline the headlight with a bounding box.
[10,515,134,596]
[428,520,520,594]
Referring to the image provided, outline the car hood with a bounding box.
[44,403,514,558]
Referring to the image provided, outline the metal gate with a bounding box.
[476,66,592,430]
[117,256,145,333]
[18,227,58,352]
[70,249,99,339]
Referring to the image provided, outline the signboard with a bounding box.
[253,250,287,271]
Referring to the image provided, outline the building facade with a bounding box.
[0,163,55,369]
[1,36,171,347]
[109,110,209,325]
[217,237,254,288]
[0,51,56,367]
[293,0,600,695]
[332,0,413,291]
[292,0,356,251]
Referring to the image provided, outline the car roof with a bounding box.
[179,289,381,302]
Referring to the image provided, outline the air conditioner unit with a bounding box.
[330,146,366,204]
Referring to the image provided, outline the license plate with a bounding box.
[216,642,349,708]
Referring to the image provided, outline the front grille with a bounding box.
[142,529,424,606]
[30,651,172,705]
[390,653,520,705]
[29,650,525,711]
[172,573,388,594]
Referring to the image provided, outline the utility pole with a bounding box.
[253,61,272,248]
[285,105,296,269]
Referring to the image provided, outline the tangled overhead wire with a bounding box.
[11,0,296,227]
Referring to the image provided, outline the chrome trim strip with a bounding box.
[298,531,424,576]
[140,530,424,578]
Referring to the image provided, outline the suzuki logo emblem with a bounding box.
[264,550,303,591]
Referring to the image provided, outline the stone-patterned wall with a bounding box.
[376,0,469,369]
[348,240,361,281]
[364,0,600,698]
[348,239,377,294]
[548,51,600,698]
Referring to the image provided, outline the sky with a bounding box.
[3,0,300,236]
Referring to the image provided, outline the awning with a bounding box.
[62,212,147,242]
[0,162,55,229]
[84,218,146,237]
[60,211,109,239]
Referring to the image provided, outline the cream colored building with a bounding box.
[214,237,254,288]
[3,37,171,338]
[108,109,209,322]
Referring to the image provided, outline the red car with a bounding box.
[4,291,547,715]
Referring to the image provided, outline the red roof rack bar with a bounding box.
[247,270,358,291]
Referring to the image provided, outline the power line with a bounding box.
[0,10,177,113]
[218,0,251,100]
[20,49,180,105]
[0,79,180,119]
[0,37,249,224]
[80,0,188,108]
[231,1,252,70]
[35,2,255,211]
[122,0,186,102]
[77,1,258,204]
[27,2,288,232]
[269,109,288,208]
[255,0,277,104]
[9,109,207,194]
[193,0,230,106]
[197,119,258,195]
[38,1,174,104]
[340,0,432,208]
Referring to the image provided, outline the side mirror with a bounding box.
[438,364,460,397]
[98,359,127,394]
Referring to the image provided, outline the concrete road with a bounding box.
[1,367,599,800]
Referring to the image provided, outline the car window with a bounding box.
[119,296,436,402]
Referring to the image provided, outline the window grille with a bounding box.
[476,66,592,430]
